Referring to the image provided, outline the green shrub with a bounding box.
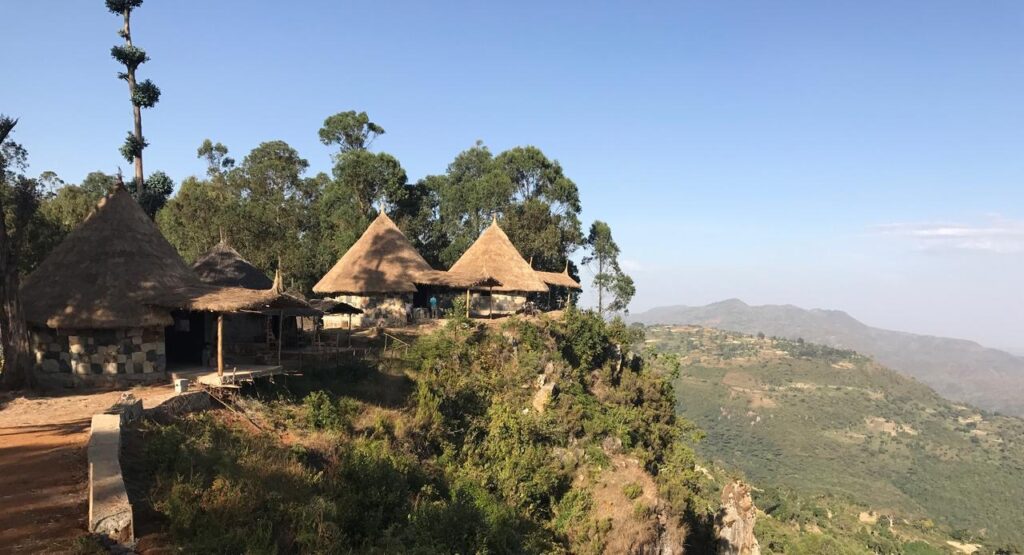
[303,391,358,432]
[622,482,643,500]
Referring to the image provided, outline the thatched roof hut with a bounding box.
[192,240,274,290]
[449,218,549,293]
[21,185,310,329]
[535,264,582,290]
[313,211,481,295]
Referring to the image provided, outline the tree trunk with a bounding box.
[122,8,144,190]
[597,257,604,315]
[0,190,34,390]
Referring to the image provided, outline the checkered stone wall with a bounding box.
[31,326,166,377]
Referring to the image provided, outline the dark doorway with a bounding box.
[165,310,207,365]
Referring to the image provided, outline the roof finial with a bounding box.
[219,227,226,245]
[563,260,570,274]
[272,256,283,293]
[114,168,126,193]
[529,255,534,268]
[491,213,498,226]
[272,268,283,293]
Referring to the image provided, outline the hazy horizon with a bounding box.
[5,1,1022,352]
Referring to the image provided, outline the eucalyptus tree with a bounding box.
[430,143,584,270]
[583,220,635,316]
[0,116,34,388]
[316,111,438,262]
[106,0,160,191]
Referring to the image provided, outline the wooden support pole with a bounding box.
[348,314,353,348]
[466,288,471,318]
[217,313,224,377]
[277,310,284,366]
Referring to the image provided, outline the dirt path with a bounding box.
[0,385,176,553]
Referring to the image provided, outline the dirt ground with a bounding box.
[0,385,176,554]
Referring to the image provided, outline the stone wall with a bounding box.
[31,326,166,378]
[323,294,411,328]
[470,292,527,317]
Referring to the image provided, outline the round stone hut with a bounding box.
[448,218,550,316]
[313,211,476,327]
[19,184,310,385]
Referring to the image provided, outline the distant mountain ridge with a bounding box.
[631,299,1024,416]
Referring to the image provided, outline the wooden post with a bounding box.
[217,313,224,377]
[348,313,353,348]
[277,310,284,366]
[466,288,471,318]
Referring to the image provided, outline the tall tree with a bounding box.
[0,116,34,388]
[583,221,635,316]
[318,111,385,154]
[106,0,160,191]
[317,111,435,262]
[158,140,327,292]
[430,143,583,269]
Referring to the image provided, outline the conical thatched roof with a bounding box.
[314,211,483,294]
[449,218,549,293]
[21,186,313,328]
[192,240,274,290]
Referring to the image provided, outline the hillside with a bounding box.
[632,299,1024,417]
[645,325,1024,550]
[120,312,726,554]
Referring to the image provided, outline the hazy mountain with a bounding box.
[631,299,1024,416]
[647,326,1024,548]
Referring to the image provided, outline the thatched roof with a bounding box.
[449,218,549,293]
[192,240,274,289]
[313,211,485,294]
[21,186,314,328]
[535,264,582,290]
[309,299,363,315]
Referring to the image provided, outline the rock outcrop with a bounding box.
[715,480,760,555]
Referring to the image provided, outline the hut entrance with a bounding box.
[165,310,208,365]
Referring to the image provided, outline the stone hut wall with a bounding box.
[470,292,527,317]
[322,294,411,328]
[31,326,167,380]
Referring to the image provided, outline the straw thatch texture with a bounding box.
[21,186,315,329]
[314,211,474,294]
[192,241,274,289]
[21,187,211,329]
[183,286,312,313]
[449,219,549,293]
[309,299,363,315]
[536,269,582,289]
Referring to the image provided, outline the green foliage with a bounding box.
[650,325,1024,550]
[429,142,583,269]
[302,391,359,432]
[196,139,235,176]
[118,132,147,163]
[158,140,326,292]
[584,220,635,314]
[105,0,143,14]
[110,45,149,70]
[130,78,161,108]
[622,482,643,500]
[130,170,173,218]
[318,110,385,153]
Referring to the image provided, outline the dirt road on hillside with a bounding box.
[0,386,175,553]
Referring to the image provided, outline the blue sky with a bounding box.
[3,1,1023,350]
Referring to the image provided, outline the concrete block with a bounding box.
[88,414,133,543]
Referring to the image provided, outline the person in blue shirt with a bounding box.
[429,295,438,318]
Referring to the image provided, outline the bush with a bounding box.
[303,391,359,432]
